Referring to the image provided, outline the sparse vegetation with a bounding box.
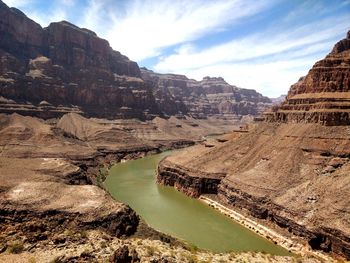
[184,242,199,253]
[63,229,73,237]
[97,166,109,187]
[184,253,199,263]
[50,256,63,263]
[79,230,88,239]
[7,241,24,254]
[145,245,156,256]
[100,241,107,249]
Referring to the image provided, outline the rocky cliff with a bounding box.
[0,1,272,120]
[141,68,272,118]
[265,31,350,125]
[157,32,350,260]
[0,1,160,120]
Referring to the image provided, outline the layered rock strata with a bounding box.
[158,123,350,259]
[157,159,225,198]
[0,1,160,120]
[0,107,248,260]
[265,31,350,125]
[141,68,272,118]
[157,32,350,260]
[0,1,271,120]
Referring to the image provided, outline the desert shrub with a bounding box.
[145,245,156,256]
[7,241,24,254]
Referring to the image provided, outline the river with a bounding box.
[104,151,290,255]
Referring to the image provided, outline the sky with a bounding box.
[3,0,350,97]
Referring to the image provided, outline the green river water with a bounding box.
[104,151,290,255]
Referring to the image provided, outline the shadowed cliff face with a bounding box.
[265,31,350,125]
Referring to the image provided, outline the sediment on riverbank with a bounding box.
[199,196,336,262]
[157,157,340,261]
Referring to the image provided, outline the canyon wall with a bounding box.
[265,31,350,125]
[0,2,159,119]
[0,0,271,120]
[141,68,272,119]
[157,31,350,260]
[157,159,225,198]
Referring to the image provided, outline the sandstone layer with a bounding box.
[265,31,350,125]
[158,123,350,259]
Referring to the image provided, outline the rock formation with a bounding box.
[0,1,272,121]
[141,68,272,119]
[157,31,350,260]
[265,31,350,125]
[0,1,159,120]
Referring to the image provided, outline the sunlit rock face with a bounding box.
[141,68,272,119]
[265,31,350,125]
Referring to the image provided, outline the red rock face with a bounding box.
[0,2,44,59]
[265,31,350,125]
[0,1,158,119]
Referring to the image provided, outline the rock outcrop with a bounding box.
[0,1,159,120]
[141,68,272,118]
[265,31,350,125]
[157,159,225,198]
[0,110,248,261]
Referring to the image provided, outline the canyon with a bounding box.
[0,1,271,121]
[0,0,347,262]
[141,68,271,119]
[158,31,350,260]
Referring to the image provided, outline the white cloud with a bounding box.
[153,15,350,97]
[154,16,349,72]
[2,0,69,27]
[79,0,106,33]
[174,57,322,98]
[61,0,74,6]
[28,8,68,27]
[2,0,33,8]
[98,0,274,61]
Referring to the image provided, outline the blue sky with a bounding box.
[4,0,350,97]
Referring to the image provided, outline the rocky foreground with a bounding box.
[0,114,323,262]
[157,32,350,261]
[0,112,270,262]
